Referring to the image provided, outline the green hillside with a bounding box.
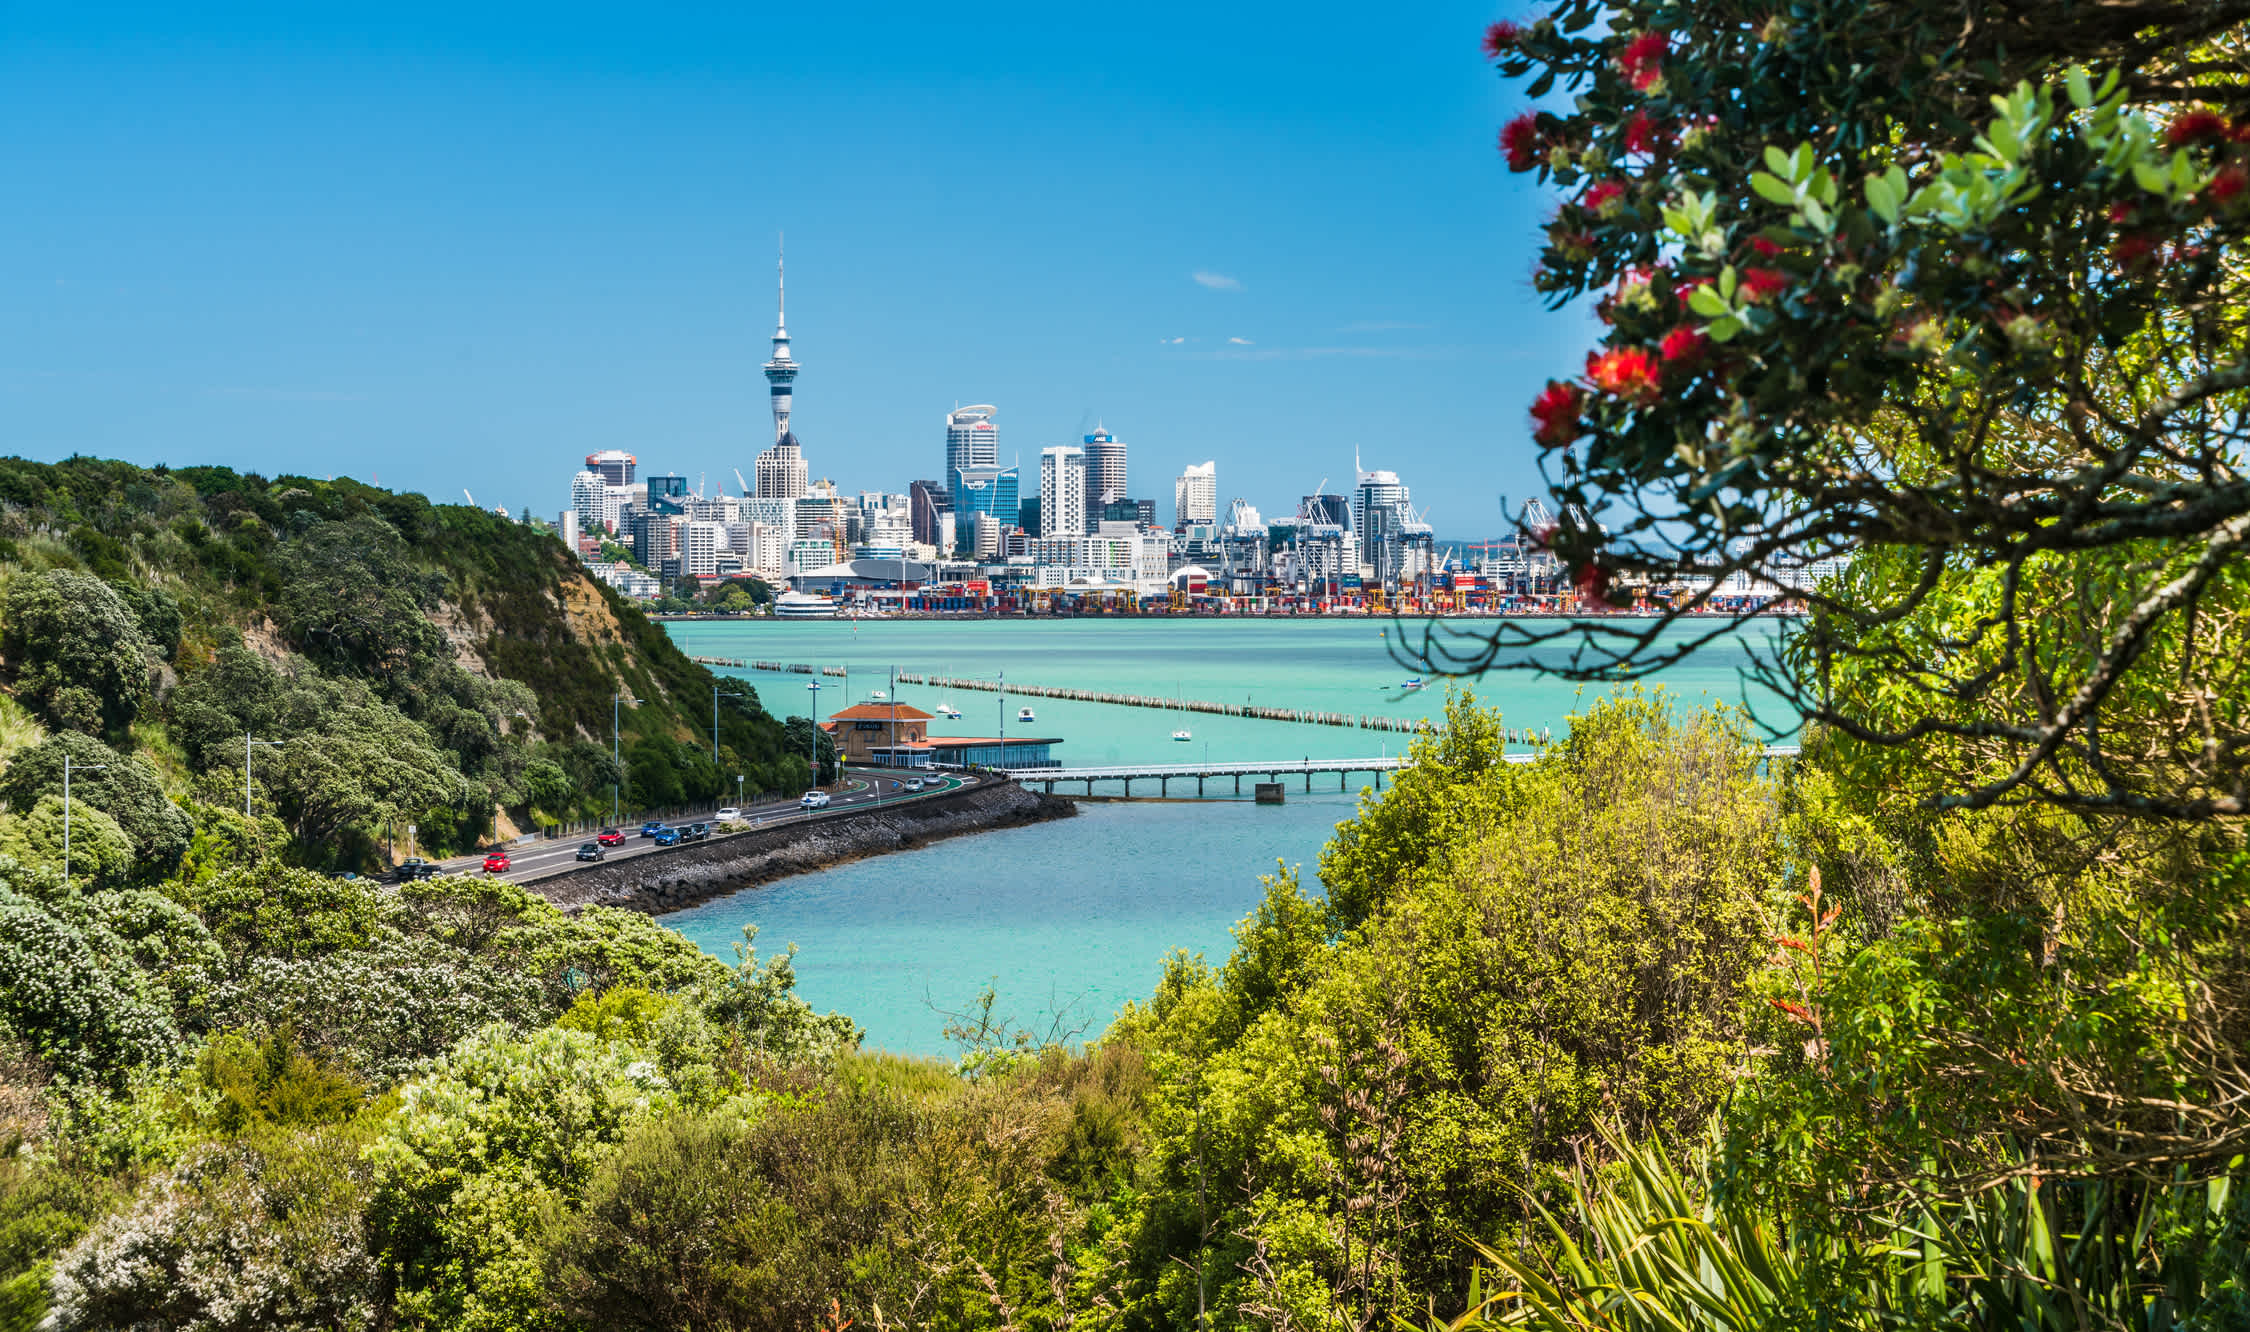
[0,455,809,864]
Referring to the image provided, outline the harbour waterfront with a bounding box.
[659,617,1794,1056]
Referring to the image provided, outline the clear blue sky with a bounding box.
[1,1,1592,535]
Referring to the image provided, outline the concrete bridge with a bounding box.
[1002,744,1802,798]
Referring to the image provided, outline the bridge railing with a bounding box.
[1002,745,1801,782]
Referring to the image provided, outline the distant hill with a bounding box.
[0,457,808,863]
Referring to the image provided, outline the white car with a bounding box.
[903,778,924,792]
[715,806,742,820]
[799,790,830,809]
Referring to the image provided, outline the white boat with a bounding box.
[774,591,839,619]
[1172,728,1193,742]
[869,690,887,700]
[1016,706,1036,723]
[936,702,962,719]
[1402,678,1425,690]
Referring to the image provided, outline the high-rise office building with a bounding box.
[1101,497,1157,529]
[946,405,998,478]
[1039,446,1086,538]
[684,520,727,577]
[585,450,637,486]
[1083,426,1127,507]
[570,469,607,536]
[755,434,808,499]
[1303,493,1351,529]
[950,464,1020,545]
[909,480,950,547]
[1174,461,1217,531]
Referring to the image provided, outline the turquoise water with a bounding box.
[660,617,1791,1056]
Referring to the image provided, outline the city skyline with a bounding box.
[0,1,1592,529]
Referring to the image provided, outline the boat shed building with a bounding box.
[819,702,1062,769]
[789,558,935,596]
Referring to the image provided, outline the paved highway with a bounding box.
[424,767,977,886]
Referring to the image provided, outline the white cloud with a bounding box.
[1193,270,1243,291]
[1227,336,1255,345]
[1159,336,1188,345]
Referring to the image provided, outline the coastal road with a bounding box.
[425,767,978,886]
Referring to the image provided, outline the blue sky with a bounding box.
[1,1,1592,535]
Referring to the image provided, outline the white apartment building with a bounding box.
[1175,461,1217,529]
[1039,445,1087,538]
[570,470,606,537]
[972,511,1001,558]
[683,520,727,577]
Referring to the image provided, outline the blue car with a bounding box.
[653,826,681,846]
[639,821,667,838]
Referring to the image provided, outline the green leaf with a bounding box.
[1865,175,1900,224]
[1752,172,1799,206]
[1718,265,1738,301]
[1764,144,1794,178]
[2132,160,2173,196]
[1688,286,1733,318]
[1708,316,1743,343]
[1791,143,1815,182]
[2067,66,2093,109]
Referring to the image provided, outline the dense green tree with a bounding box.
[0,733,193,874]
[0,798,133,889]
[272,515,446,684]
[0,572,152,735]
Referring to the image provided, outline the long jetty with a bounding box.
[699,659,1429,734]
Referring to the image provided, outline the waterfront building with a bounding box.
[909,479,949,547]
[585,450,636,487]
[1353,459,1436,590]
[1039,446,1086,538]
[823,702,933,765]
[1174,461,1217,531]
[946,405,999,478]
[1083,426,1128,507]
[570,469,607,536]
[950,463,1020,541]
[787,538,836,574]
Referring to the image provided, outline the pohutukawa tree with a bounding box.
[1423,0,2250,818]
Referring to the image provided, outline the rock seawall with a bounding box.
[529,780,1077,915]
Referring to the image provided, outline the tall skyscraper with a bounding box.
[570,469,607,536]
[585,451,637,487]
[1039,446,1087,538]
[755,435,808,499]
[1174,461,1217,531]
[909,480,950,547]
[946,405,999,478]
[763,240,798,444]
[950,463,1020,544]
[1083,426,1128,507]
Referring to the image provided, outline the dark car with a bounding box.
[575,842,605,862]
[639,821,667,839]
[683,823,709,843]
[393,858,436,882]
[653,827,681,847]
[595,829,626,847]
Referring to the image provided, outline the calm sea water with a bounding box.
[661,617,1790,1055]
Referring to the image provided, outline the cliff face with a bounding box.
[531,781,1078,915]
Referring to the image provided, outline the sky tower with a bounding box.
[763,237,798,442]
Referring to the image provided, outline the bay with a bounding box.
[659,616,1791,1056]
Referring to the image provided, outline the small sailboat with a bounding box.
[1169,680,1191,741]
[936,701,962,719]
[869,690,887,701]
[1401,678,1425,691]
[1017,706,1037,723]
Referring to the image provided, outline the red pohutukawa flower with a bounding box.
[1499,114,1541,171]
[1482,20,1526,58]
[1674,275,1712,308]
[2112,234,2159,271]
[2106,200,2136,225]
[1616,30,1667,92]
[1659,325,1707,364]
[2209,164,2248,205]
[2232,117,2250,144]
[1623,110,1666,156]
[1529,381,1584,446]
[2168,108,2228,147]
[1748,235,1785,258]
[1581,179,1626,215]
[1576,562,1620,609]
[1586,346,1660,401]
[1740,268,1791,303]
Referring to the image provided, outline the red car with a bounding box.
[482,851,511,874]
[595,829,626,847]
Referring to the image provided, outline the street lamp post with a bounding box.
[62,754,107,892]
[805,680,824,790]
[612,692,643,823]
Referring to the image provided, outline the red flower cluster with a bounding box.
[1581,179,1626,215]
[1660,325,1707,364]
[1674,275,1712,308]
[1616,30,1667,92]
[1740,267,1791,303]
[2168,108,2229,147]
[1530,381,1584,446]
[1623,111,1667,156]
[1586,346,1659,402]
[2209,165,2248,205]
[1748,235,1785,259]
[1499,114,1541,171]
[2112,233,2159,271]
[1482,20,1526,58]
[1575,561,1620,609]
